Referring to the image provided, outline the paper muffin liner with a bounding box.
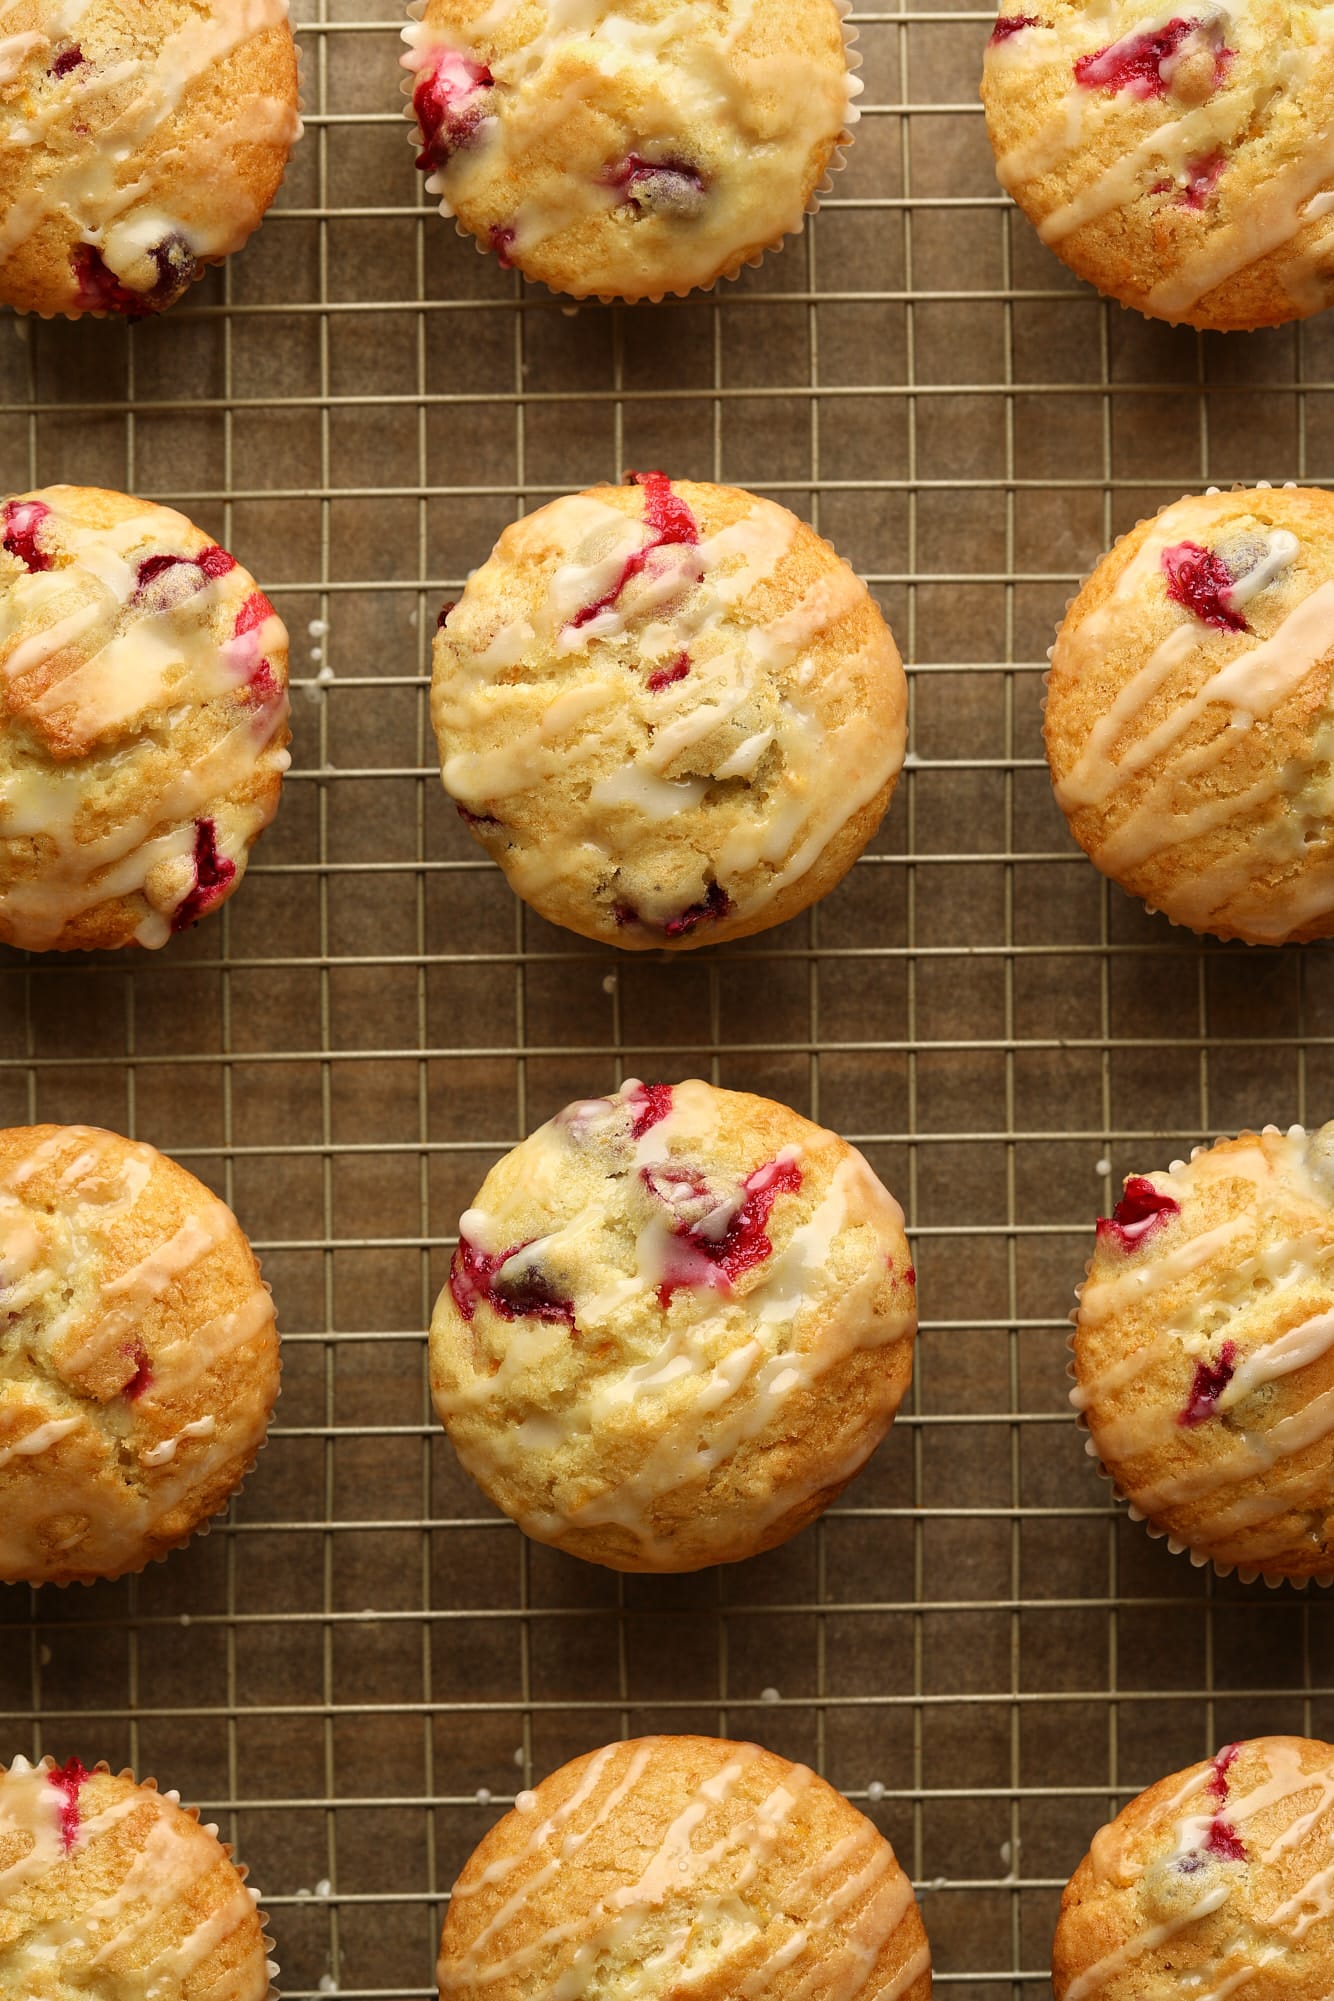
[1067,1128,1334,1591]
[4,1257,281,1592]
[399,0,862,304]
[0,1759,280,2000]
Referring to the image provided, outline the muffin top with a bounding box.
[0,484,290,952]
[0,0,300,318]
[402,0,858,302]
[981,1,1334,330]
[438,1735,931,2001]
[1072,1123,1334,1582]
[1045,486,1334,945]
[1054,1736,1334,2001]
[432,475,906,950]
[0,1756,273,2000]
[430,1078,916,1571]
[0,1124,280,1585]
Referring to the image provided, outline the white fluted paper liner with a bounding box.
[1066,1125,1334,1591]
[399,0,861,302]
[0,1760,280,2000]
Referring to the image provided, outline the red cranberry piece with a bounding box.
[199,545,237,579]
[607,154,708,218]
[646,652,690,692]
[457,804,501,829]
[990,15,1041,40]
[413,49,494,173]
[1075,16,1231,97]
[652,1154,803,1305]
[1204,1816,1246,1862]
[1179,1339,1238,1427]
[449,1236,575,1326]
[627,1082,672,1139]
[1180,151,1226,209]
[235,590,274,638]
[1161,541,1248,632]
[663,881,731,939]
[49,1758,90,1853]
[569,470,700,631]
[70,237,197,317]
[1095,1175,1180,1253]
[1208,1743,1242,1801]
[3,499,52,572]
[51,46,84,76]
[436,600,457,632]
[123,1339,153,1400]
[171,819,237,933]
[489,225,516,268]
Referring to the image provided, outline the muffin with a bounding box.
[1070,1122,1334,1584]
[0,1123,280,1585]
[0,484,290,952]
[981,3,1334,331]
[402,0,859,302]
[0,1,301,318]
[432,474,907,950]
[1054,1735,1334,2000]
[1044,485,1334,945]
[0,1755,274,1999]
[430,1077,917,1571]
[438,1735,931,2001]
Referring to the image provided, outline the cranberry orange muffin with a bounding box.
[1071,1123,1334,1584]
[0,485,290,952]
[981,3,1334,331]
[0,0,300,318]
[402,0,859,302]
[1045,485,1334,946]
[0,1123,280,1586]
[0,1755,275,1998]
[438,1735,931,2001]
[432,474,906,950]
[430,1077,917,1571]
[1054,1736,1334,1999]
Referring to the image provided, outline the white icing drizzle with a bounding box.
[441,1739,924,1999]
[435,488,905,937]
[0,1758,269,2001]
[0,1124,277,1582]
[0,0,300,292]
[0,487,290,951]
[1050,494,1334,938]
[984,6,1334,321]
[1074,1126,1334,1557]
[402,0,858,300]
[1070,1740,1334,2000]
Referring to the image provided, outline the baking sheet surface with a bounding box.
[4,4,1334,1996]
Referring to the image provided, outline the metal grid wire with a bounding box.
[5,3,1334,1996]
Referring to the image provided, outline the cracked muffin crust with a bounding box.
[1054,1737,1334,2000]
[0,1755,274,2000]
[0,484,290,952]
[1071,1123,1334,1584]
[429,1078,917,1572]
[431,474,907,951]
[401,0,859,303]
[1044,486,1334,946]
[437,1735,931,2001]
[0,0,300,319]
[0,1124,280,1585]
[981,0,1334,330]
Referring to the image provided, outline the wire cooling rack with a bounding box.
[5,3,1334,1996]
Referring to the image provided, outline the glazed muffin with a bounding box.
[432,474,906,950]
[0,1755,274,1999]
[430,1077,917,1571]
[0,1123,280,1585]
[981,3,1334,331]
[402,0,858,302]
[1054,1736,1334,2000]
[0,485,290,952]
[0,0,300,318]
[1044,485,1334,946]
[1070,1123,1334,1584]
[438,1735,931,2000]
